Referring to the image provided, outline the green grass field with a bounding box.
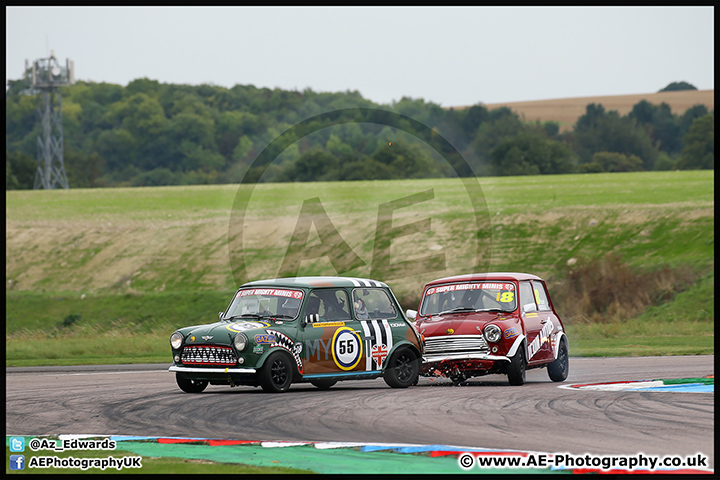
[6,171,714,365]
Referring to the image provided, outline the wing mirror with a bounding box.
[406,309,417,320]
[301,314,319,328]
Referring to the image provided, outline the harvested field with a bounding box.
[452,89,714,132]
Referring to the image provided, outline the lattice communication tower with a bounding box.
[26,51,75,189]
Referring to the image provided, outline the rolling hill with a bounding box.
[455,89,714,132]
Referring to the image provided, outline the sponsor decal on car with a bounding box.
[254,334,276,344]
[425,283,515,295]
[311,321,346,328]
[235,289,304,299]
[371,344,389,367]
[504,327,519,339]
[527,320,554,360]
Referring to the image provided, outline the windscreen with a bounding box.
[420,282,517,315]
[224,288,304,320]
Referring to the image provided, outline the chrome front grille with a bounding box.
[181,345,238,366]
[424,335,489,355]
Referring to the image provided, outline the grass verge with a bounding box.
[6,171,714,364]
[5,270,713,366]
[5,444,311,474]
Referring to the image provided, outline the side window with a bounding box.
[532,280,551,312]
[353,288,396,320]
[307,289,351,321]
[519,282,537,313]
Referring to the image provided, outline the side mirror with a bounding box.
[522,303,536,313]
[302,314,319,328]
[218,311,224,320]
[406,309,417,320]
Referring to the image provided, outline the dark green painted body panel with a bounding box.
[170,277,422,388]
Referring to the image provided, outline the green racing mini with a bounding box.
[169,276,423,393]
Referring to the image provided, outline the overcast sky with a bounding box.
[5,6,715,107]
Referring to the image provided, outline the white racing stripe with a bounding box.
[359,319,394,369]
[350,277,383,288]
[360,320,373,370]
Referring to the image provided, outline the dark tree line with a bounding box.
[6,77,714,189]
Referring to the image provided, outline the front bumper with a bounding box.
[423,353,509,364]
[169,365,257,374]
[420,353,510,376]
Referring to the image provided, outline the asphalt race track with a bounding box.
[6,356,714,467]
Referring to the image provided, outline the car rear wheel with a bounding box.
[259,351,294,393]
[507,345,526,386]
[176,374,208,393]
[310,378,337,390]
[383,347,419,388]
[547,337,569,382]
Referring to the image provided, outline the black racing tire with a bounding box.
[507,344,526,386]
[310,379,338,390]
[383,347,420,388]
[449,373,468,386]
[259,351,294,393]
[547,337,569,382]
[176,374,208,393]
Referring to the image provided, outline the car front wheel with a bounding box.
[176,374,208,393]
[547,337,569,382]
[507,345,526,386]
[383,347,419,388]
[259,351,294,393]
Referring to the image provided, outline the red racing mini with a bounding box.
[407,273,569,385]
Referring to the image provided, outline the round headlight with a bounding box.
[170,331,184,350]
[233,332,248,352]
[484,324,502,343]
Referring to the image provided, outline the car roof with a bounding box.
[424,272,543,287]
[242,276,389,289]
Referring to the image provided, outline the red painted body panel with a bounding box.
[414,273,567,383]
